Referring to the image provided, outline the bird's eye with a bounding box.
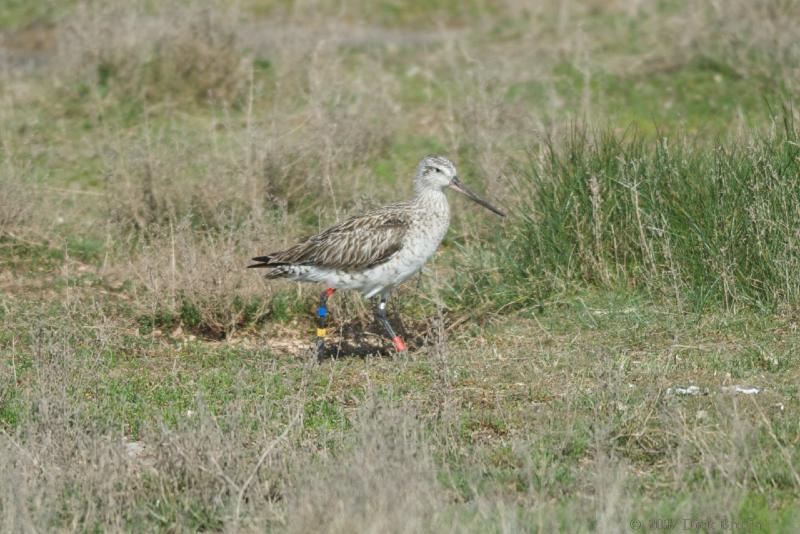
[433,167,442,173]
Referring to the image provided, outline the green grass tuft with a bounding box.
[455,122,800,313]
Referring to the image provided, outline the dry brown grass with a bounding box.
[55,0,251,108]
[0,175,29,240]
[285,400,444,533]
[123,216,274,338]
[684,0,800,83]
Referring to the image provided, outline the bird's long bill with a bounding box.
[449,177,506,217]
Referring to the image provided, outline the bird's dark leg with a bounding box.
[316,288,335,360]
[376,293,406,353]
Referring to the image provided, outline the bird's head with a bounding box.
[414,155,505,217]
[415,155,458,192]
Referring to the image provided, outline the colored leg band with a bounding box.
[392,336,406,352]
[315,289,335,359]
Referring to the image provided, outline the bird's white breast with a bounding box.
[361,190,450,295]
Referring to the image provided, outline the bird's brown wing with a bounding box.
[249,205,411,271]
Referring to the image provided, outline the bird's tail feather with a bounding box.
[247,255,281,267]
[247,256,292,278]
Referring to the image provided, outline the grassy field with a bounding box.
[1,0,799,531]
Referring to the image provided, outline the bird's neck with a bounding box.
[412,187,449,213]
[413,185,443,200]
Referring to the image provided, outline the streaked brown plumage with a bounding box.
[249,204,411,275]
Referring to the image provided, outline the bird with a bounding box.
[248,155,505,359]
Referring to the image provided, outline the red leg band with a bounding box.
[325,288,335,297]
[392,336,406,352]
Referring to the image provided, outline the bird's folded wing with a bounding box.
[268,208,411,270]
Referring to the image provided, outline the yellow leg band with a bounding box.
[316,328,327,337]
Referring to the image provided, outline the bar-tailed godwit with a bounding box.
[248,155,505,358]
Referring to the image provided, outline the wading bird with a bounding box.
[248,155,505,358]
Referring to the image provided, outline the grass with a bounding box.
[455,124,800,313]
[3,289,798,530]
[2,0,800,531]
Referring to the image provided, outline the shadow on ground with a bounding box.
[316,316,430,361]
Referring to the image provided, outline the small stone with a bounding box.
[721,385,761,395]
[666,385,707,396]
[124,440,145,458]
